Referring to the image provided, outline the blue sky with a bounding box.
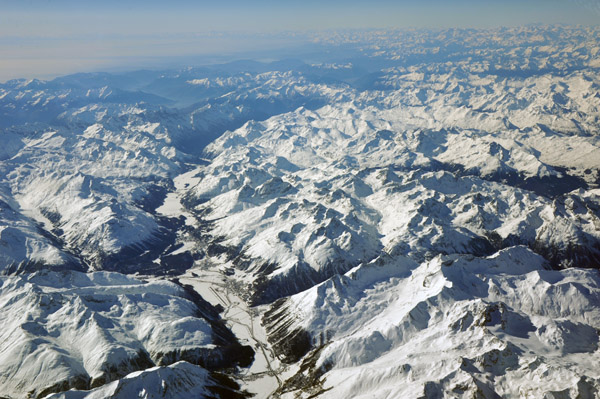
[0,0,598,81]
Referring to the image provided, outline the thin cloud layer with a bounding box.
[0,1,597,81]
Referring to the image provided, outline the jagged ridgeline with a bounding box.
[0,25,599,398]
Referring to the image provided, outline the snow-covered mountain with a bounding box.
[265,247,600,398]
[0,25,599,398]
[44,361,236,399]
[187,88,600,304]
[0,270,252,399]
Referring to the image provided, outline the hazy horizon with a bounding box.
[1,0,599,82]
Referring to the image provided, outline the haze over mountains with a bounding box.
[0,25,599,398]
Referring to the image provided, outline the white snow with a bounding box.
[179,266,296,398]
[0,24,599,399]
[271,247,600,398]
[44,361,213,399]
[156,166,202,227]
[0,270,216,399]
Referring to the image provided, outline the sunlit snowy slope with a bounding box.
[0,25,599,398]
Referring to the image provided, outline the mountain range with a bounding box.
[0,25,599,398]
